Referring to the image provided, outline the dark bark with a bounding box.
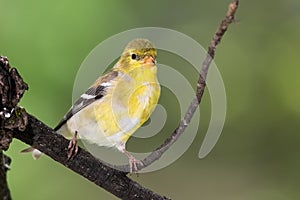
[0,55,28,200]
[0,152,12,200]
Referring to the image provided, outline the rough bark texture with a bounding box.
[0,152,12,200]
[0,55,28,200]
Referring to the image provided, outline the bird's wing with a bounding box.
[54,70,119,131]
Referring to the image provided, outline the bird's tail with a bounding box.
[20,124,72,159]
[20,146,43,160]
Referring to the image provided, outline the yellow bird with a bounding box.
[25,39,160,173]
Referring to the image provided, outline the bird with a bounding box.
[23,38,160,173]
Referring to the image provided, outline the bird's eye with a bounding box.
[131,53,138,60]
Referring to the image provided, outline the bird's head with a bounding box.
[115,39,157,72]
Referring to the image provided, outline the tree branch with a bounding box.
[0,55,28,200]
[0,152,12,200]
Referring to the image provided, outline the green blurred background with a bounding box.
[1,0,300,199]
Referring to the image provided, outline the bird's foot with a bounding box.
[67,131,78,160]
[123,150,144,174]
[116,143,144,174]
[128,155,144,175]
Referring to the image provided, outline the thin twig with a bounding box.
[115,0,239,172]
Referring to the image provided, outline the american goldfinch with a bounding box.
[24,38,160,173]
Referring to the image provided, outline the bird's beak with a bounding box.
[143,56,156,66]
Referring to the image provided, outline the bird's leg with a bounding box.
[123,150,144,174]
[67,131,78,160]
[117,143,143,174]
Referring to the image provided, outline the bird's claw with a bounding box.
[67,131,78,160]
[129,156,144,175]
